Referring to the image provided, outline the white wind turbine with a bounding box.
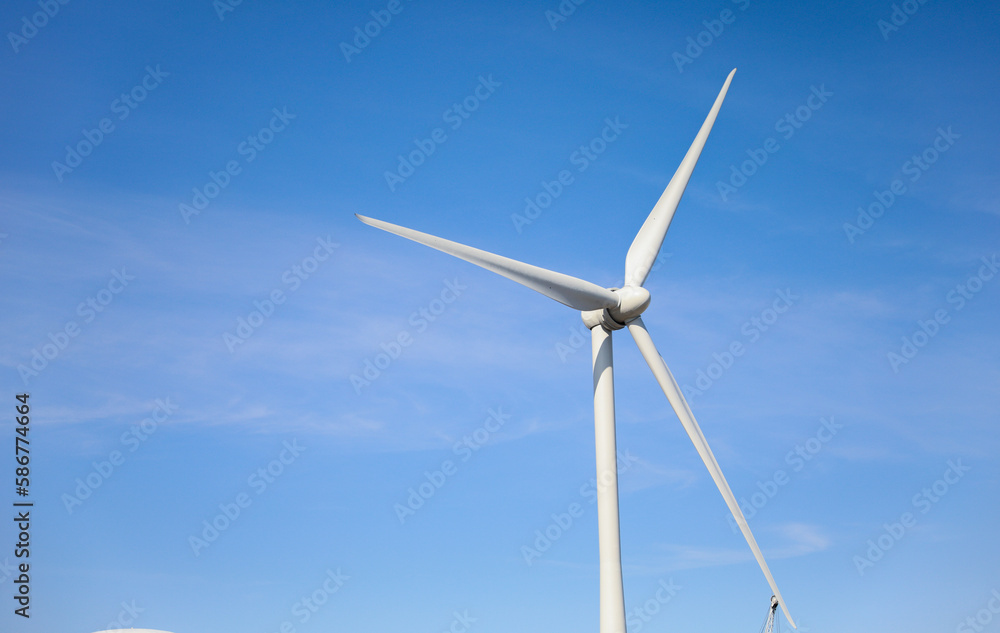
[357,69,797,631]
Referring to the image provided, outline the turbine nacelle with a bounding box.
[583,285,651,331]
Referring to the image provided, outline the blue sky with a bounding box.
[1,0,998,632]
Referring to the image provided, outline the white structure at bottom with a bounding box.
[92,629,174,633]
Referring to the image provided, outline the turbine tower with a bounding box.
[358,69,796,631]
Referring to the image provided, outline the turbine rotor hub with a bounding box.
[582,286,650,331]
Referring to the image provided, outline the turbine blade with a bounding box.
[627,316,797,629]
[356,214,619,311]
[624,69,736,288]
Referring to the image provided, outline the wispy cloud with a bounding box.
[637,522,830,573]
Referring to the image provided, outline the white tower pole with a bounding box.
[591,323,626,633]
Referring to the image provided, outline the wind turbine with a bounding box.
[357,68,797,631]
